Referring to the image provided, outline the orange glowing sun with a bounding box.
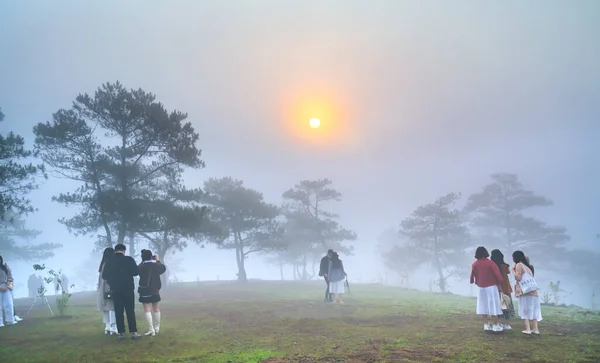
[309,118,321,128]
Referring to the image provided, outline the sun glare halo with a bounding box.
[309,118,321,128]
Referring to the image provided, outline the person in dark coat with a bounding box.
[318,249,334,302]
[102,244,141,340]
[138,249,166,336]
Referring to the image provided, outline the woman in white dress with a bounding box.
[97,247,117,335]
[470,246,505,332]
[327,252,347,304]
[512,251,542,335]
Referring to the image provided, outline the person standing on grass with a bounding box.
[138,249,166,336]
[0,255,16,328]
[102,244,142,340]
[512,251,542,335]
[327,252,347,304]
[97,247,117,335]
[491,249,515,330]
[470,247,504,332]
[319,249,334,302]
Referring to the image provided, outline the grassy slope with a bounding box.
[0,281,599,363]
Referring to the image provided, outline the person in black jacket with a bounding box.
[318,249,334,302]
[102,244,142,340]
[138,249,167,336]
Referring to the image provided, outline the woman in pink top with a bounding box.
[512,250,542,335]
[470,247,505,332]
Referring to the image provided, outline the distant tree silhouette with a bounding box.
[275,179,357,280]
[200,177,282,282]
[397,192,471,292]
[0,214,61,261]
[464,173,570,259]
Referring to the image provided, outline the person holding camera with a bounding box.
[138,249,166,336]
[102,244,142,340]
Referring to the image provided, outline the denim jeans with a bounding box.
[0,287,15,325]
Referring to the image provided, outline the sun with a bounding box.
[309,118,321,128]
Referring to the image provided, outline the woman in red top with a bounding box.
[470,246,504,332]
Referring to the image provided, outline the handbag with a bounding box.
[518,263,539,294]
[137,267,152,296]
[500,293,511,310]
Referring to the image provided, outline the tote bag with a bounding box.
[518,263,539,294]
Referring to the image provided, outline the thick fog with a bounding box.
[1,1,599,307]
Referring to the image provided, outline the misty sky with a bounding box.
[1,1,599,288]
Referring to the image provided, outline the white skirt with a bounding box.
[517,295,543,321]
[329,280,345,294]
[476,286,503,316]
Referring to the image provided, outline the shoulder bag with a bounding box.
[518,263,539,294]
[138,266,153,296]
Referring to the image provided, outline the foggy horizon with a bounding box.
[1,1,599,308]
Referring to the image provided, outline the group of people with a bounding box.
[0,255,23,327]
[97,244,167,340]
[26,272,69,298]
[318,249,347,304]
[2,245,544,338]
[471,247,542,335]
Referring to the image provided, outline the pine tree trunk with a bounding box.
[236,245,247,282]
[128,231,136,258]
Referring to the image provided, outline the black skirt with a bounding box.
[139,294,161,304]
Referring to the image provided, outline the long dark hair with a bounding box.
[490,249,508,271]
[512,250,535,276]
[0,255,7,274]
[98,247,115,273]
[331,252,342,269]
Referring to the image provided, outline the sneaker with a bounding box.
[532,330,540,335]
[0,324,5,328]
[6,321,17,326]
[144,329,155,336]
[522,330,532,335]
[131,332,142,339]
[492,324,504,332]
[14,316,23,322]
[154,325,160,334]
[484,324,491,331]
[503,324,512,330]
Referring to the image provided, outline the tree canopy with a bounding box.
[33,82,204,247]
[133,169,208,267]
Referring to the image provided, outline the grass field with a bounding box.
[1,281,599,363]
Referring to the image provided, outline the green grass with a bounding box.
[1,281,599,363]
